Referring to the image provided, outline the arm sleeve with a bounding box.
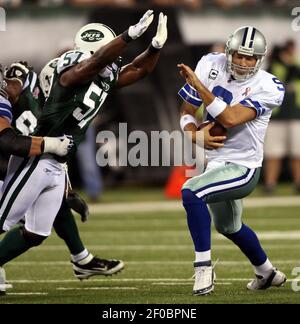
[0,128,42,157]
[178,54,212,108]
[240,79,285,118]
[0,98,13,124]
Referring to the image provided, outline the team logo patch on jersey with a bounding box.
[81,30,104,42]
[209,69,219,80]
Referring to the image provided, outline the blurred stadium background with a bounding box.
[0,0,300,304]
[1,0,300,188]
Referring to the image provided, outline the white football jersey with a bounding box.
[179,53,285,168]
[0,95,12,124]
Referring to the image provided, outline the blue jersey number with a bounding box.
[272,78,285,91]
[212,86,233,104]
[206,86,233,121]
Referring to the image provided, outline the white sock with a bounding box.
[254,259,273,277]
[71,249,93,264]
[195,250,211,264]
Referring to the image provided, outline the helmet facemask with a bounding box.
[226,51,264,81]
[0,64,8,99]
[225,26,267,81]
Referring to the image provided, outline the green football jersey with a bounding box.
[0,71,43,179]
[34,50,122,159]
[12,71,43,135]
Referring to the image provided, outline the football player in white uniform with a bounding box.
[178,26,287,295]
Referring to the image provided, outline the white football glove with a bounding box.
[128,10,154,40]
[43,135,74,156]
[152,13,168,49]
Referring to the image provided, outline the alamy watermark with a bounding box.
[0,7,6,31]
[291,7,300,32]
[95,123,206,177]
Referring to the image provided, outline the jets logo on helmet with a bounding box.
[74,23,116,54]
[81,30,105,42]
[226,26,267,81]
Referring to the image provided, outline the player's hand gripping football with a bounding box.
[5,61,32,87]
[152,12,168,49]
[128,9,154,40]
[43,135,74,156]
[177,63,201,89]
[199,122,226,150]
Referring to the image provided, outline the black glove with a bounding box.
[66,191,89,223]
[5,61,32,86]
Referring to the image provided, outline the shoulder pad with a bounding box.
[57,50,91,75]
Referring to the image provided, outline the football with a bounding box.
[198,121,227,137]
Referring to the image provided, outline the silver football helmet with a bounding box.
[225,26,267,81]
[0,64,4,87]
[0,64,8,98]
[74,23,116,54]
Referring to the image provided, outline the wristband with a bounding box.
[148,44,160,53]
[121,30,132,43]
[206,97,227,118]
[180,114,198,131]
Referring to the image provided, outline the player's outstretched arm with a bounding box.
[0,117,72,157]
[177,63,256,128]
[60,10,155,87]
[116,12,168,88]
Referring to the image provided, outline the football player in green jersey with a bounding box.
[0,63,73,295]
[5,60,123,282]
[0,10,168,292]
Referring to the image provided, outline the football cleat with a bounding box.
[247,268,287,290]
[192,262,216,296]
[72,257,124,280]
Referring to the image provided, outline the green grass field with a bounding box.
[1,187,300,304]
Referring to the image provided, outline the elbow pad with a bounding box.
[0,127,32,157]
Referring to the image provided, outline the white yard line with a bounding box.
[89,196,300,214]
[7,260,300,267]
[42,231,300,240]
[152,282,232,286]
[33,243,300,251]
[7,292,48,296]
[5,278,298,284]
[77,231,300,239]
[57,287,138,290]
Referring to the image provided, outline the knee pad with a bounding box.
[21,227,47,247]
